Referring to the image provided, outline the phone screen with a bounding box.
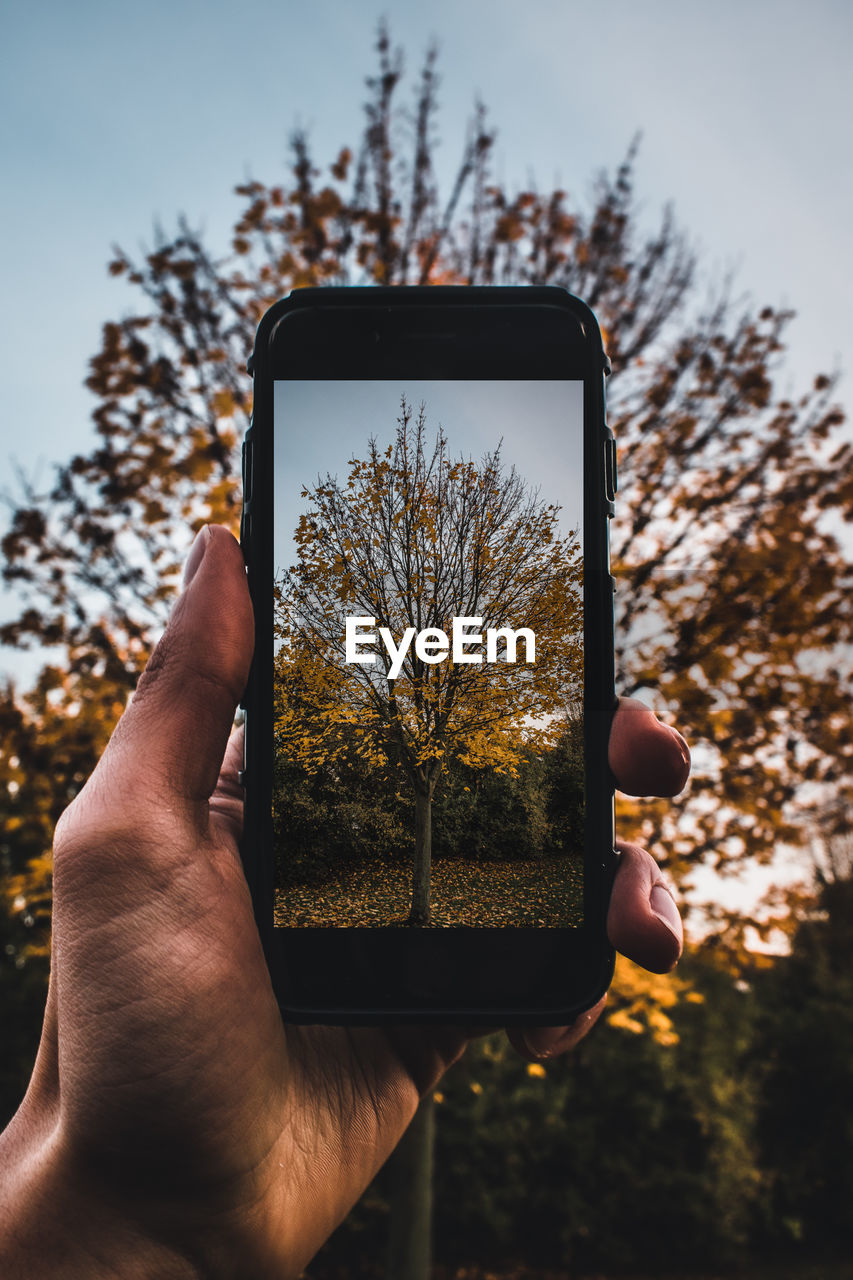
[272,379,585,932]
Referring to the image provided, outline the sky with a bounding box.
[2,0,851,926]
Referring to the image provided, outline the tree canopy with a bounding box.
[277,400,581,774]
[1,16,851,1111]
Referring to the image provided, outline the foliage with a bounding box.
[307,916,853,1274]
[272,717,412,873]
[274,717,584,869]
[432,716,585,862]
[307,949,770,1276]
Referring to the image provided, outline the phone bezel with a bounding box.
[241,287,616,1025]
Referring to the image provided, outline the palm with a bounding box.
[43,729,443,1274]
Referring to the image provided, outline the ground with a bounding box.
[275,851,584,928]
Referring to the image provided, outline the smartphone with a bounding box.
[240,286,617,1024]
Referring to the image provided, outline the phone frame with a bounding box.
[241,286,617,1025]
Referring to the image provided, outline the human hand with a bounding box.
[0,525,689,1279]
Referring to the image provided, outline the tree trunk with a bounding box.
[408,784,432,925]
[386,1092,435,1280]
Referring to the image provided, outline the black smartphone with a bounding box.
[240,286,617,1025]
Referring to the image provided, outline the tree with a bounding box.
[275,399,582,925]
[1,16,851,1224]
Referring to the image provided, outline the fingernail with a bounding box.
[183,526,211,588]
[665,723,691,769]
[518,1027,568,1059]
[650,882,682,943]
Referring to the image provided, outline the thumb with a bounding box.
[86,525,253,825]
[607,841,683,973]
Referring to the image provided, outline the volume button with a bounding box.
[603,436,618,503]
[601,437,614,501]
[242,438,254,503]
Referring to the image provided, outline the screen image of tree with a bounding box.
[273,381,584,928]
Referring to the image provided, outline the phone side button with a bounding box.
[242,438,254,502]
[604,437,618,500]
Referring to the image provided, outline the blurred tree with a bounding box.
[275,399,581,923]
[0,17,851,1264]
[307,954,766,1277]
[3,23,848,955]
[751,824,853,1260]
[0,646,137,1126]
[385,1093,435,1280]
